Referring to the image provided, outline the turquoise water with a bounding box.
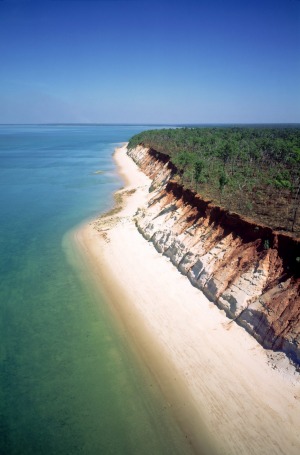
[0,125,195,455]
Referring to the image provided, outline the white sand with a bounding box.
[74,145,300,455]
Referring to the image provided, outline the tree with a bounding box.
[174,151,194,171]
[219,142,233,169]
[219,172,229,204]
[194,159,204,191]
[173,151,196,184]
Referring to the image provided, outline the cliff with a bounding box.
[128,145,300,366]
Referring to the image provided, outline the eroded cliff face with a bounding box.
[128,145,300,365]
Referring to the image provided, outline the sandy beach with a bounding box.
[74,145,300,455]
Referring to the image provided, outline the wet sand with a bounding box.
[74,145,300,455]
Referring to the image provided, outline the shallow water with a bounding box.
[0,125,194,454]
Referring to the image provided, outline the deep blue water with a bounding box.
[0,125,194,455]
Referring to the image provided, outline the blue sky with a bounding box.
[0,0,299,123]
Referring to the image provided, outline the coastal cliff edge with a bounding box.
[128,144,300,366]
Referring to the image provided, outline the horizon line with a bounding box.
[1,122,300,126]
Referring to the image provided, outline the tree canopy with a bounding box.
[128,126,300,235]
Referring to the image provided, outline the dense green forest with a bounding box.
[128,127,300,235]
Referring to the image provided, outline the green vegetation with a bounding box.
[128,127,300,234]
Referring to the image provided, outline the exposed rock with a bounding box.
[127,145,300,365]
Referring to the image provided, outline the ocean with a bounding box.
[0,125,193,455]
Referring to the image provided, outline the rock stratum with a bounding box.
[127,145,300,366]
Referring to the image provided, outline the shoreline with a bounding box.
[74,145,300,455]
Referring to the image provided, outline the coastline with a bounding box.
[74,145,300,455]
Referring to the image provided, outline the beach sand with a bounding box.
[74,145,300,455]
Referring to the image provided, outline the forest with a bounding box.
[128,127,300,235]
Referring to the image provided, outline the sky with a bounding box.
[0,0,299,124]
